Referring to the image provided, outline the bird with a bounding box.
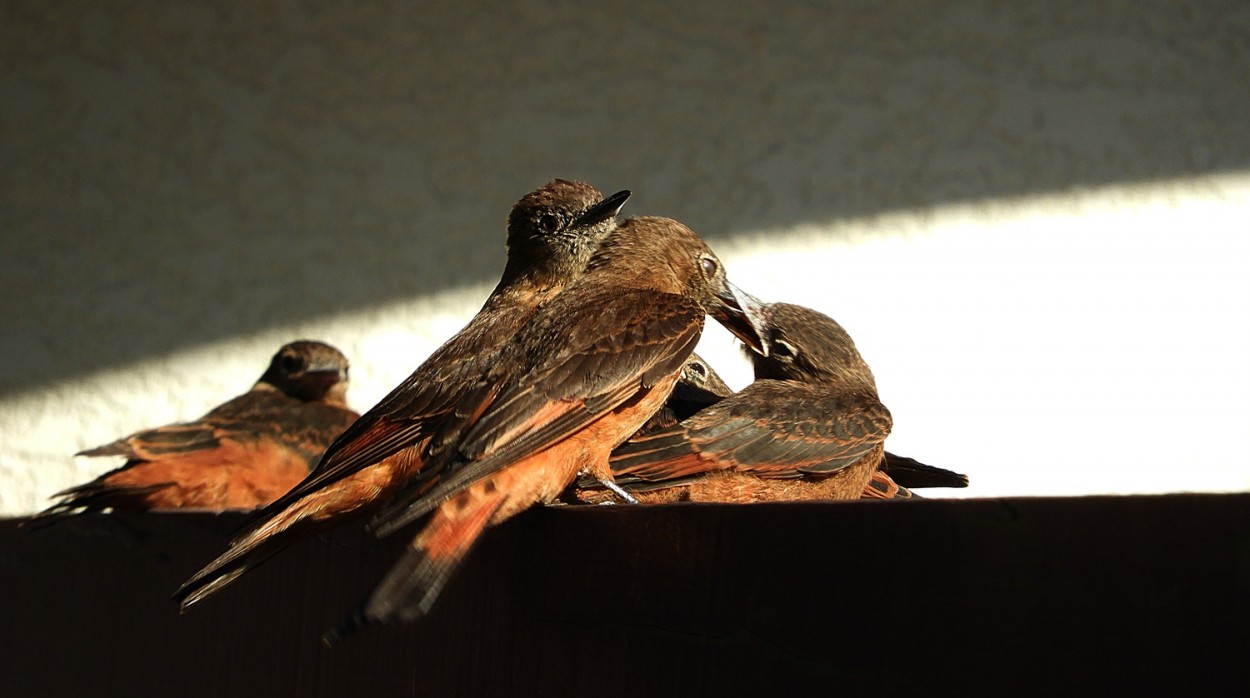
[594,453,968,503]
[177,180,630,610]
[336,215,767,635]
[632,353,734,436]
[572,348,967,503]
[35,340,358,517]
[552,354,729,506]
[605,302,906,504]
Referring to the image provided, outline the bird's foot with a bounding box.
[597,477,638,505]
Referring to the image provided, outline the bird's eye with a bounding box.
[699,256,718,277]
[686,361,707,379]
[771,339,798,362]
[537,213,561,233]
[280,354,304,373]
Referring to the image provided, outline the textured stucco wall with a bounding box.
[2,1,1248,515]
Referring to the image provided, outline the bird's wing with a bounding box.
[253,358,472,515]
[76,421,221,461]
[610,380,893,481]
[370,290,705,536]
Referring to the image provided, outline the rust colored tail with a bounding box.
[178,454,435,611]
[861,470,915,500]
[326,485,505,644]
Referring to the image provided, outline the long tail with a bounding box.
[326,484,505,645]
[881,452,968,489]
[175,505,315,611]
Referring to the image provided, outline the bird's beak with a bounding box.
[575,189,631,228]
[303,363,348,387]
[711,281,769,357]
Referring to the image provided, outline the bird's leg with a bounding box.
[581,469,638,505]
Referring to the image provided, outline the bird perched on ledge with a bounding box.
[336,215,767,635]
[604,303,964,504]
[177,180,631,611]
[572,347,966,504]
[35,340,357,518]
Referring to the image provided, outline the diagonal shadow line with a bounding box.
[2,0,1248,395]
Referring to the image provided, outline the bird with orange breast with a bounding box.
[572,347,966,503]
[177,180,630,609]
[328,215,767,637]
[605,303,965,503]
[35,340,358,518]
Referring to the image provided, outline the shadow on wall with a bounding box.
[3,0,1248,394]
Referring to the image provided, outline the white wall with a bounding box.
[3,1,1248,515]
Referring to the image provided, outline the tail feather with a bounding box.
[175,508,311,611]
[33,481,171,521]
[331,487,504,642]
[176,567,252,610]
[861,470,915,500]
[179,458,424,611]
[364,537,465,624]
[881,452,969,489]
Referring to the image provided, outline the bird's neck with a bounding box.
[483,264,571,313]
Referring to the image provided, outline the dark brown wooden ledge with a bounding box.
[4,493,1248,696]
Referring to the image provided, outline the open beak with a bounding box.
[710,281,769,357]
[574,189,631,228]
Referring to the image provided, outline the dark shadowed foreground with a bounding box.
[4,494,1248,696]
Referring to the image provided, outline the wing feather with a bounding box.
[370,290,705,536]
[610,380,893,481]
